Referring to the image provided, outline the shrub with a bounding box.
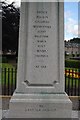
[2,57,8,63]
[65,60,80,68]
[76,54,80,57]
[72,54,75,57]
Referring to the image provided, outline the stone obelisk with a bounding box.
[8,1,72,118]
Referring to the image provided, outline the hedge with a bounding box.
[0,56,8,63]
[65,60,80,68]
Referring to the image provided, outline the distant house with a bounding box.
[65,41,80,55]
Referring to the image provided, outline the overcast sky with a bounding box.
[2,0,78,40]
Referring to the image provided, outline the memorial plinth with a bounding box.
[8,1,72,118]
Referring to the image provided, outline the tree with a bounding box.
[69,38,80,44]
[2,1,20,54]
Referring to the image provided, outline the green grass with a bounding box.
[65,67,78,70]
[0,63,15,68]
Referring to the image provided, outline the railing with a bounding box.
[65,68,80,96]
[1,68,17,95]
[0,68,80,96]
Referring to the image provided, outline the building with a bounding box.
[65,41,80,55]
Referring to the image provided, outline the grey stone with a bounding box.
[16,2,64,93]
[8,93,72,118]
[8,1,72,118]
[2,109,80,119]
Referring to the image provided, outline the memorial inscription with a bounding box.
[26,3,59,85]
[25,104,57,112]
[33,10,49,69]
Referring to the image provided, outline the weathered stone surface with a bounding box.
[16,2,64,93]
[8,93,72,118]
[8,2,72,118]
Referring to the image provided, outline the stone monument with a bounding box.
[8,1,72,118]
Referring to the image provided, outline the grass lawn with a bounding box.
[0,63,15,68]
[65,67,79,70]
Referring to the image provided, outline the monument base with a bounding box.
[8,92,72,118]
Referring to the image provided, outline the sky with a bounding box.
[2,0,78,41]
[64,2,78,40]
